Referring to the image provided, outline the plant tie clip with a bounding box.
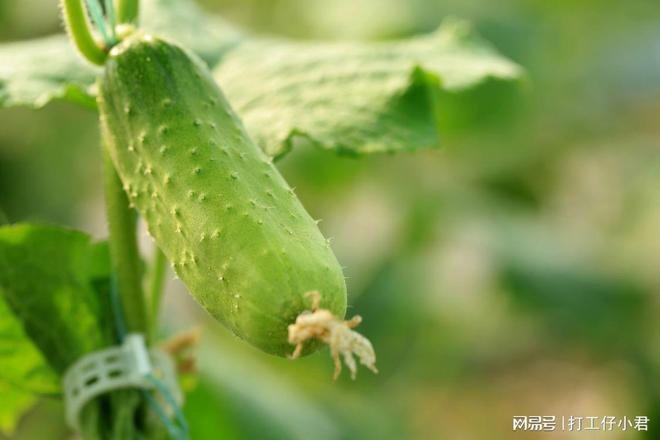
[62,275,189,439]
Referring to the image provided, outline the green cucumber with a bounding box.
[97,33,346,356]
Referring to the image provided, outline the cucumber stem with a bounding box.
[148,247,167,335]
[61,0,107,66]
[116,0,139,24]
[103,149,149,338]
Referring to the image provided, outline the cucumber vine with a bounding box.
[63,0,150,337]
[61,0,108,65]
[103,149,149,336]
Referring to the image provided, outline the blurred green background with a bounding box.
[2,0,660,439]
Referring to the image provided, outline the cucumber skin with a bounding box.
[98,34,346,356]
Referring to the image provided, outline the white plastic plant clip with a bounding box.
[63,333,181,431]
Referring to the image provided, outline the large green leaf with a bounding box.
[0,0,242,109]
[0,0,521,157]
[0,226,171,440]
[0,224,115,434]
[214,19,522,157]
[0,224,113,374]
[0,35,98,109]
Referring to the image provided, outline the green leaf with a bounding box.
[0,1,522,158]
[214,18,523,157]
[0,224,114,374]
[0,35,98,109]
[0,381,36,435]
[0,227,168,440]
[0,0,243,109]
[0,297,59,394]
[0,224,114,435]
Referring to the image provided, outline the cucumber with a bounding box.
[97,33,346,356]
